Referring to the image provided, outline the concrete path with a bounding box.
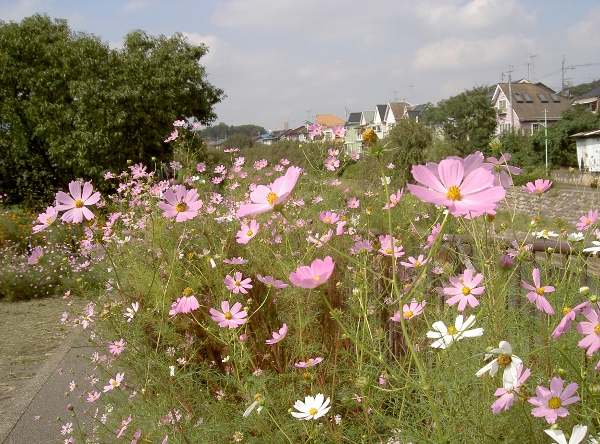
[1,329,95,444]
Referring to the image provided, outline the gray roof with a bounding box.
[496,82,573,121]
[346,112,361,125]
[573,86,600,101]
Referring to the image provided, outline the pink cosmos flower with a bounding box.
[529,377,580,424]
[347,197,360,208]
[87,391,101,402]
[27,246,43,265]
[378,234,405,257]
[443,269,485,311]
[33,206,58,233]
[352,239,373,254]
[168,296,200,316]
[103,372,124,392]
[196,162,206,173]
[55,181,101,223]
[164,129,178,142]
[400,254,429,269]
[289,256,335,289]
[332,125,346,137]
[256,274,289,289]
[319,211,340,224]
[265,324,288,345]
[552,301,591,339]
[482,153,522,187]
[522,179,552,195]
[407,157,505,218]
[223,257,248,265]
[576,305,600,355]
[236,220,259,244]
[383,189,403,210]
[391,299,426,322]
[224,272,253,294]
[173,119,186,127]
[108,339,126,355]
[158,185,203,222]
[324,156,340,171]
[237,166,302,217]
[308,123,323,137]
[491,363,531,414]
[522,268,555,315]
[294,357,323,368]
[576,210,598,231]
[424,223,442,250]
[209,301,248,328]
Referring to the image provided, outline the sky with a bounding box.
[2,0,600,131]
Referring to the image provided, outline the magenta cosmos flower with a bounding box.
[169,295,200,316]
[483,153,522,187]
[294,357,323,368]
[308,123,323,137]
[289,256,335,289]
[265,324,288,345]
[158,185,203,222]
[443,269,485,311]
[236,220,259,244]
[400,254,429,269]
[522,179,552,195]
[391,299,426,322]
[332,125,346,137]
[552,301,591,339]
[237,166,302,217]
[256,274,289,289]
[224,272,253,294]
[319,211,340,224]
[529,377,580,424]
[407,157,505,218]
[522,268,555,315]
[55,181,101,223]
[33,206,58,233]
[209,301,248,328]
[576,305,600,355]
[576,210,598,231]
[491,363,531,414]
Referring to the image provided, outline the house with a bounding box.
[253,133,279,145]
[383,101,413,137]
[573,130,600,172]
[343,112,362,154]
[572,86,600,114]
[406,104,426,122]
[313,114,345,141]
[491,80,573,135]
[371,105,388,139]
[279,125,309,142]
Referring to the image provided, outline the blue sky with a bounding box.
[2,0,599,131]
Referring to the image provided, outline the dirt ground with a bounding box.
[0,296,83,416]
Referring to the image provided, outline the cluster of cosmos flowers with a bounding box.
[31,137,600,442]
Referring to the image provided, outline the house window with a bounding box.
[499,122,511,133]
[497,99,507,113]
[530,123,541,134]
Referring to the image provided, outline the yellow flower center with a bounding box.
[225,312,232,320]
[563,307,572,315]
[175,202,187,212]
[414,261,421,267]
[325,218,331,223]
[74,200,84,208]
[188,253,195,260]
[587,219,592,225]
[594,324,600,335]
[446,185,461,201]
[462,286,471,296]
[385,248,392,254]
[447,326,458,335]
[547,397,562,409]
[183,287,193,297]
[235,281,241,287]
[405,310,414,318]
[309,408,318,416]
[536,287,545,295]
[498,355,511,367]
[246,230,253,236]
[46,217,52,224]
[267,192,278,205]
[312,275,320,281]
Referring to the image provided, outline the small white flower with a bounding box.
[544,424,588,444]
[381,176,391,185]
[476,341,522,388]
[291,393,331,420]
[534,230,559,239]
[169,366,175,377]
[567,232,584,242]
[583,241,600,254]
[426,315,484,349]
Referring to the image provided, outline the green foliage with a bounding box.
[385,118,433,185]
[221,133,253,150]
[199,123,266,140]
[423,85,497,157]
[0,14,223,209]
[568,79,600,98]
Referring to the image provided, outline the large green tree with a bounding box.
[386,118,433,185]
[423,86,497,157]
[0,14,224,208]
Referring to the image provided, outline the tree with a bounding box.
[423,86,496,157]
[0,14,224,208]
[386,118,433,185]
[199,123,266,140]
[221,134,253,150]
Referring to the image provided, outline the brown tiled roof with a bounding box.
[387,101,411,120]
[315,114,345,127]
[497,82,573,121]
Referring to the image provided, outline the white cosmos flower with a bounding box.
[545,424,588,444]
[534,230,559,239]
[476,341,522,388]
[583,241,600,254]
[291,393,331,420]
[426,315,484,349]
[567,232,585,242]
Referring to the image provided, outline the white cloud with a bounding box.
[566,4,600,53]
[121,0,154,13]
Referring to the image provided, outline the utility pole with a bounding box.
[528,54,538,81]
[406,85,413,103]
[544,109,548,176]
[507,65,514,132]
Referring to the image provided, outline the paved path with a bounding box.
[1,329,95,444]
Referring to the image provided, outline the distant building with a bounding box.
[573,130,600,172]
[572,86,600,114]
